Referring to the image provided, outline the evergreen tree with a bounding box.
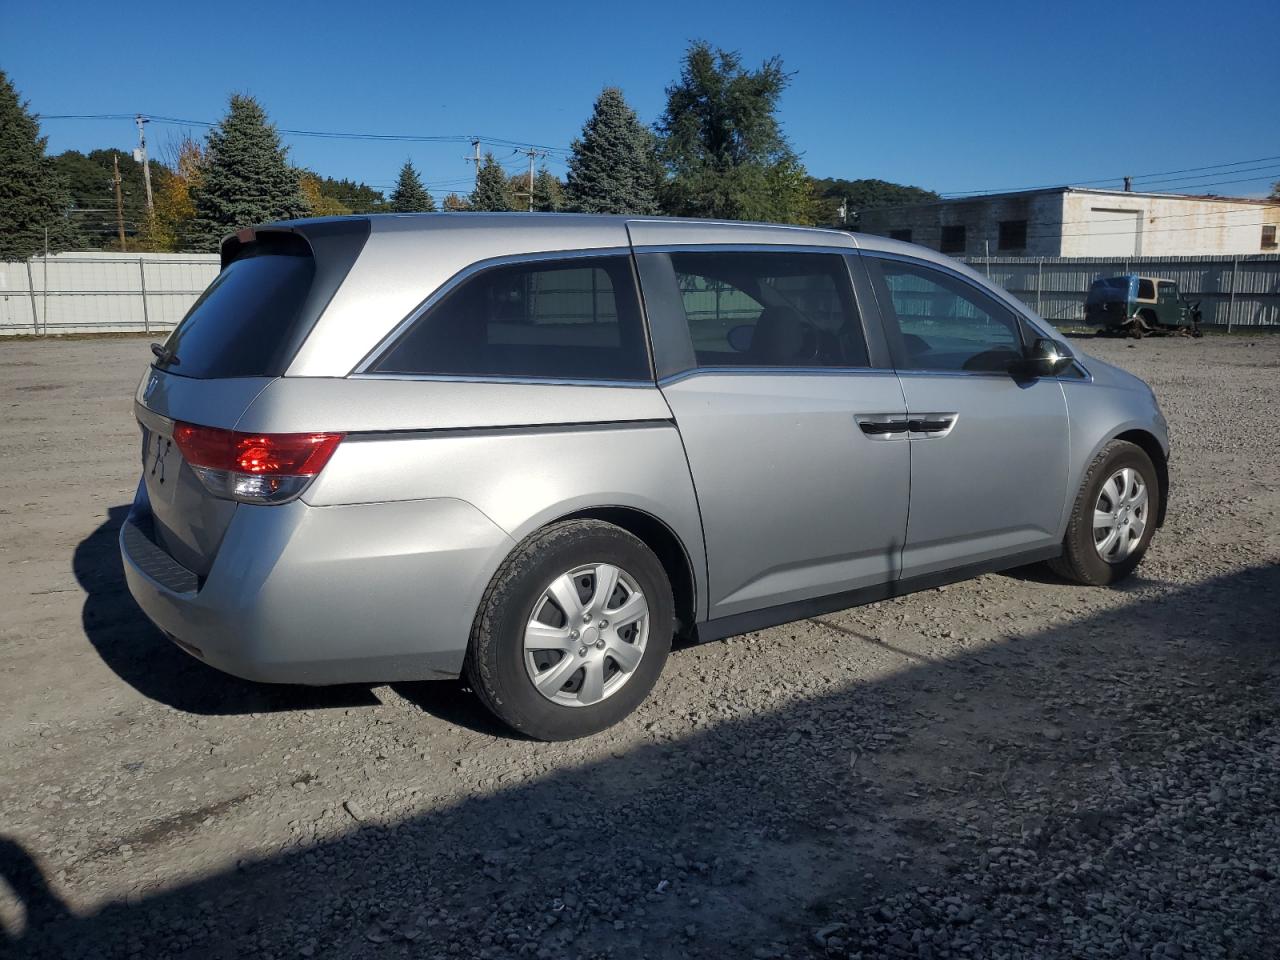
[565,88,659,215]
[532,167,565,212]
[388,160,436,212]
[188,94,308,251]
[468,153,513,211]
[0,70,75,259]
[656,42,810,224]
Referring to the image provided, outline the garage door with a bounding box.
[1086,207,1142,256]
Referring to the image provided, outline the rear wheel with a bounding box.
[1049,440,1160,586]
[465,519,673,740]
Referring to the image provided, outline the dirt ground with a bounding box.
[1,334,1277,960]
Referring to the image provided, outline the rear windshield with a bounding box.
[159,239,316,379]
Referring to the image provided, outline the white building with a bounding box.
[859,187,1280,258]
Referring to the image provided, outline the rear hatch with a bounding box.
[133,221,370,577]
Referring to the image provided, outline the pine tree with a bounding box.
[0,70,75,259]
[468,153,513,212]
[565,88,659,215]
[388,160,436,212]
[188,94,308,251]
[532,167,565,212]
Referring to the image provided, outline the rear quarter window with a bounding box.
[371,255,651,382]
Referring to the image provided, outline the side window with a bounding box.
[667,251,868,369]
[870,258,1024,373]
[1137,278,1156,300]
[372,255,650,381]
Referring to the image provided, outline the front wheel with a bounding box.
[465,519,673,740]
[1049,440,1160,586]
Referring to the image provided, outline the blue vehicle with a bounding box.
[1084,275,1203,338]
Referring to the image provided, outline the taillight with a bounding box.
[173,422,344,504]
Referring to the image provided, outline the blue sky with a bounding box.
[5,0,1277,200]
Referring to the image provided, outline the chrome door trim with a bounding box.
[657,367,900,388]
[348,372,657,389]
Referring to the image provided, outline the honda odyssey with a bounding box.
[121,214,1170,740]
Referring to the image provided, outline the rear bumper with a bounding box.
[120,489,515,685]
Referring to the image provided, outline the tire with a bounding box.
[464,519,673,741]
[1048,440,1160,586]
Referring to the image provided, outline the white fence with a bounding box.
[0,252,219,336]
[4,250,1279,337]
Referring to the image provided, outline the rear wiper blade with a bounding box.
[150,342,180,366]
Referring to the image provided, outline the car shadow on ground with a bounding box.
[74,506,380,716]
[17,559,1278,958]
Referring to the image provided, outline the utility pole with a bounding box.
[112,154,127,250]
[470,139,482,188]
[134,115,154,214]
[523,148,546,212]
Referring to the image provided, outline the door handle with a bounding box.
[855,413,958,440]
[906,413,958,438]
[855,415,910,440]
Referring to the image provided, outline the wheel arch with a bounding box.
[1113,429,1169,527]
[555,505,699,640]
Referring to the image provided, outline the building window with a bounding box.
[939,225,966,255]
[889,229,912,243]
[998,220,1028,251]
[1263,225,1278,250]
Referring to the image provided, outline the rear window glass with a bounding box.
[161,242,315,379]
[372,255,650,381]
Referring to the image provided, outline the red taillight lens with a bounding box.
[173,424,344,476]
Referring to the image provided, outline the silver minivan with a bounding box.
[121,214,1169,740]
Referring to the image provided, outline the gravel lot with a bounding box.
[1,334,1277,960]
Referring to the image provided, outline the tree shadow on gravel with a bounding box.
[74,506,379,716]
[24,555,1277,959]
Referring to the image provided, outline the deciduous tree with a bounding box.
[655,42,810,224]
[137,137,202,251]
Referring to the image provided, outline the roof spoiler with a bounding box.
[218,218,372,270]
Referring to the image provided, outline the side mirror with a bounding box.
[1014,337,1073,378]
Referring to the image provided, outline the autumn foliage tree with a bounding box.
[136,137,202,251]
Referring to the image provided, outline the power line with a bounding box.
[939,153,1280,198]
